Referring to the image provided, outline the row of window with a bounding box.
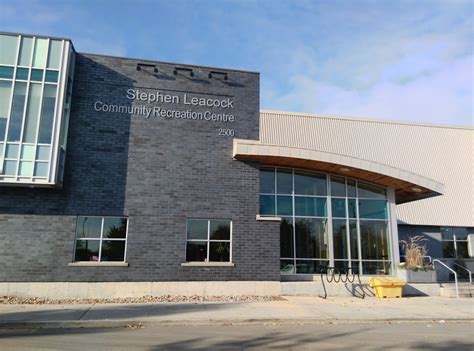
[72,216,470,270]
[0,34,63,69]
[73,216,232,264]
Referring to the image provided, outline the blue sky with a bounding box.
[1,0,473,125]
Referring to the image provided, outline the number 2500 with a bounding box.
[218,128,235,136]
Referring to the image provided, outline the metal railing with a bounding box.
[432,259,458,298]
[450,262,472,284]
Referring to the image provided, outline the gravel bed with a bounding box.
[0,295,281,305]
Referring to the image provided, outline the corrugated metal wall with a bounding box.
[260,110,473,227]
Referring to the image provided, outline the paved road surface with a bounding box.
[0,321,472,350]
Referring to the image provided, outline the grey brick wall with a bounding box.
[0,54,281,282]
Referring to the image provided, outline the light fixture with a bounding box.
[340,167,350,172]
[411,187,423,193]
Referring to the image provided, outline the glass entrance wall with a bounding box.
[260,167,392,275]
[0,33,75,186]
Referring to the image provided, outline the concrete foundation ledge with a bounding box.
[0,281,282,299]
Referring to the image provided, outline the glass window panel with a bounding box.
[186,241,207,261]
[5,144,19,158]
[23,83,42,143]
[362,261,390,275]
[34,162,48,177]
[103,218,127,239]
[259,194,275,215]
[76,217,102,239]
[0,66,14,79]
[186,219,208,240]
[47,40,62,69]
[45,70,59,82]
[333,219,348,259]
[347,179,356,197]
[18,37,33,66]
[210,220,230,240]
[3,160,17,175]
[15,67,29,80]
[30,69,44,81]
[33,38,48,68]
[19,161,33,176]
[294,170,327,196]
[358,182,386,199]
[358,200,387,219]
[349,219,359,260]
[295,218,328,258]
[209,242,230,262]
[0,35,18,65]
[101,240,126,261]
[348,198,357,218]
[0,144,3,156]
[20,145,35,160]
[277,169,292,194]
[280,217,294,258]
[295,260,328,274]
[277,195,293,216]
[440,227,455,240]
[38,85,57,143]
[331,176,346,197]
[456,242,469,259]
[7,82,27,142]
[360,220,390,261]
[0,119,5,142]
[0,80,12,119]
[332,198,346,218]
[280,259,295,274]
[453,228,468,240]
[36,145,50,160]
[74,240,100,262]
[442,241,455,258]
[260,167,275,193]
[442,227,468,240]
[294,196,326,217]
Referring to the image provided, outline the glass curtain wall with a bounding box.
[0,33,74,185]
[260,167,392,275]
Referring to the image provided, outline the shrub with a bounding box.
[399,235,431,271]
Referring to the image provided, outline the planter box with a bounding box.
[397,269,437,283]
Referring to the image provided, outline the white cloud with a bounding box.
[263,54,473,126]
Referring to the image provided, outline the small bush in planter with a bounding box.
[399,235,433,271]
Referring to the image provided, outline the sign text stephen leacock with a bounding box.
[93,89,236,123]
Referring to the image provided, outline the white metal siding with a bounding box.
[260,110,473,227]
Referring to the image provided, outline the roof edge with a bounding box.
[260,109,474,130]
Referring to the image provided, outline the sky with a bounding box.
[1,0,473,126]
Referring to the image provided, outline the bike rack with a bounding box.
[319,267,365,299]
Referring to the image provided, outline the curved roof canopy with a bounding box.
[233,139,444,204]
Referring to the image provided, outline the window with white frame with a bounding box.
[186,219,231,262]
[74,216,128,262]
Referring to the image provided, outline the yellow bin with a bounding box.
[368,277,406,298]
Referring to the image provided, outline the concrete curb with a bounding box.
[1,318,473,329]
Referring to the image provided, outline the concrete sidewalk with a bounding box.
[0,296,473,328]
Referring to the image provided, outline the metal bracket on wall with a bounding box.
[136,63,158,72]
[209,70,228,80]
[173,67,194,77]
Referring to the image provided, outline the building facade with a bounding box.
[0,32,472,297]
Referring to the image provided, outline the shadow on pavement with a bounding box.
[0,302,230,324]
